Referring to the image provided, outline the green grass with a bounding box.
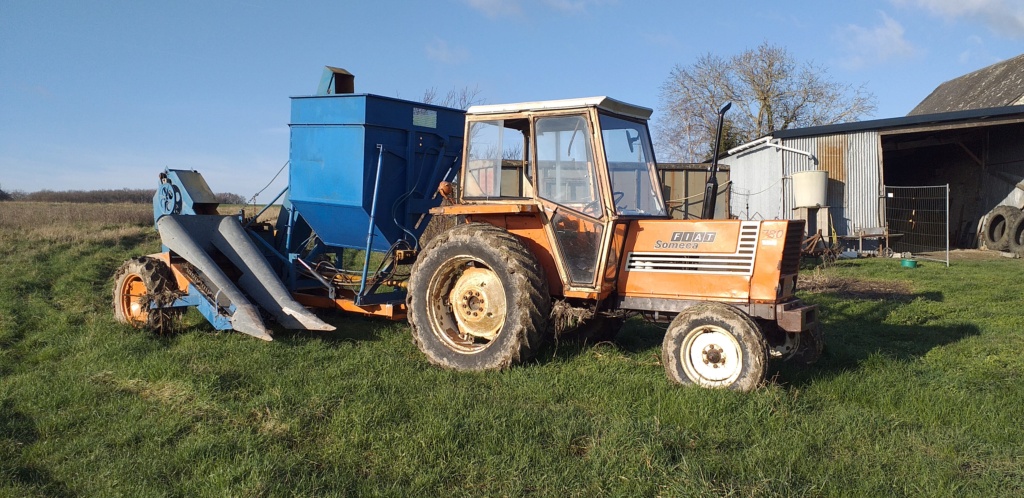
[2,210,1024,496]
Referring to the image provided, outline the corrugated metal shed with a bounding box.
[728,131,881,234]
[725,105,1024,242]
[728,144,783,221]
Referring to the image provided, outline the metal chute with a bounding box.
[157,215,335,340]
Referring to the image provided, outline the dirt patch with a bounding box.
[800,269,913,301]
[945,249,1016,261]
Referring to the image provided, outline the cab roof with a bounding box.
[467,96,653,121]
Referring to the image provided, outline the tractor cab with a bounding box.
[460,97,666,221]
[447,97,669,296]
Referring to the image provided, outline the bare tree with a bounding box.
[657,42,877,161]
[422,85,485,110]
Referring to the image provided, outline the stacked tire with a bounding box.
[1009,211,1024,255]
[981,205,1023,252]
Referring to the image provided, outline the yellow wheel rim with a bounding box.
[448,267,506,341]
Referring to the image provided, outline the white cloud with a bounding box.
[956,34,1004,65]
[425,38,470,65]
[542,0,615,14]
[463,0,522,18]
[892,0,1024,38]
[463,0,614,18]
[836,12,918,69]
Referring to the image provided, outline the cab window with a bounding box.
[463,119,529,198]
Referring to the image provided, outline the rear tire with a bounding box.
[112,256,181,334]
[662,303,767,392]
[407,223,549,371]
[983,206,1021,251]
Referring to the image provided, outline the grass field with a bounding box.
[2,202,1023,496]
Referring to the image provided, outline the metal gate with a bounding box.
[884,184,949,266]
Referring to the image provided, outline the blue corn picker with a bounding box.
[114,67,822,391]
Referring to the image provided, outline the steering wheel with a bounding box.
[580,192,625,217]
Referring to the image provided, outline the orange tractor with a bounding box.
[114,70,821,391]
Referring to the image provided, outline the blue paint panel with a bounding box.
[290,126,365,205]
[290,201,391,251]
[287,93,465,252]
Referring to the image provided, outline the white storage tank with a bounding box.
[792,170,828,207]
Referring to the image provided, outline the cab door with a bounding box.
[532,114,608,293]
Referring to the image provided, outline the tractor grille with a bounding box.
[781,220,805,275]
[626,221,760,275]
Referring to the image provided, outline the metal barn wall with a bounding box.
[728,130,882,237]
[781,131,882,235]
[985,125,1024,208]
[728,147,783,221]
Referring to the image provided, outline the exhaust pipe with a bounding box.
[701,102,732,220]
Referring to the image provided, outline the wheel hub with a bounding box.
[119,273,150,326]
[684,325,743,384]
[449,267,505,341]
[702,344,725,366]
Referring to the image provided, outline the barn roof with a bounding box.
[908,53,1024,116]
[737,103,1024,143]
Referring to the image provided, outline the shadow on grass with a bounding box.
[770,289,978,389]
[271,310,388,346]
[533,287,977,390]
[535,318,665,365]
[0,399,74,497]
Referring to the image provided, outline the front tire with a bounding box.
[407,223,550,371]
[662,303,768,392]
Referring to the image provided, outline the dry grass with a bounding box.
[0,201,282,245]
[0,201,153,244]
[0,201,152,229]
[225,204,282,224]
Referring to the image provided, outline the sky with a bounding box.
[2,0,1023,200]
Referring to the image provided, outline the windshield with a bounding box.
[598,113,667,217]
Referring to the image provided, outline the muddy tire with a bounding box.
[662,302,768,392]
[112,256,181,334]
[982,205,1021,251]
[568,315,624,344]
[407,223,549,371]
[1008,213,1024,255]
